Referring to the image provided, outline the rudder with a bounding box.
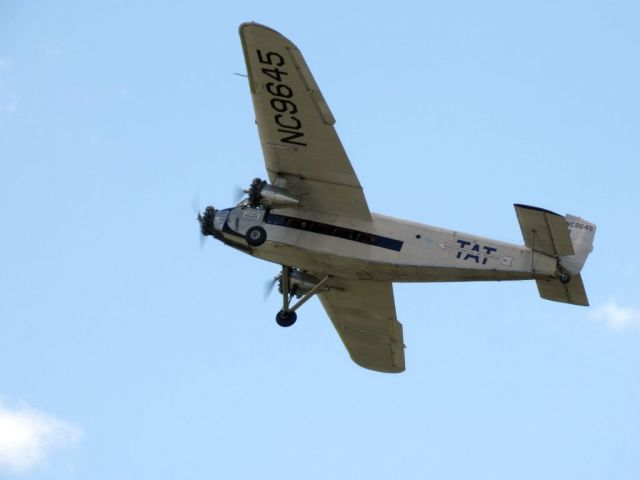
[560,215,596,275]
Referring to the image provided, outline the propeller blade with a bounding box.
[191,191,201,215]
[264,275,279,300]
[233,185,246,203]
[193,193,205,249]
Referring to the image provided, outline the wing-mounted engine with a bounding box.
[245,177,300,208]
[278,268,329,298]
[269,266,331,327]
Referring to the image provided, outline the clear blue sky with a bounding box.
[1,1,639,479]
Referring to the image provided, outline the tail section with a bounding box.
[536,273,589,306]
[560,214,596,275]
[514,205,596,307]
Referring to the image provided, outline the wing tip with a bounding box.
[239,22,283,37]
[351,355,406,374]
[355,362,405,374]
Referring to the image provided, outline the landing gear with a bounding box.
[274,265,329,328]
[558,266,571,284]
[276,309,297,327]
[245,226,267,246]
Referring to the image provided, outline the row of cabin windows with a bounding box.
[264,213,403,252]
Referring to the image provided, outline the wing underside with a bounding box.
[318,278,405,373]
[239,22,371,221]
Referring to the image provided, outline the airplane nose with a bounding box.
[197,206,217,236]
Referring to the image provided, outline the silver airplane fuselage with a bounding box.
[213,205,555,283]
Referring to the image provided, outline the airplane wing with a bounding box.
[318,278,405,373]
[239,23,372,221]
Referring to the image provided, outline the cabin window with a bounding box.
[264,213,403,252]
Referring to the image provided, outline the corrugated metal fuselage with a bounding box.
[216,206,557,282]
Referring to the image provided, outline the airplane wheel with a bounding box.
[246,226,267,246]
[276,309,297,327]
[559,272,571,284]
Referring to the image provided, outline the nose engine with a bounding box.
[197,206,217,236]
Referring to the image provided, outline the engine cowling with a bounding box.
[247,178,300,208]
[197,206,217,236]
[279,269,328,297]
[260,184,300,207]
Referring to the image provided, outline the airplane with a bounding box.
[197,22,596,373]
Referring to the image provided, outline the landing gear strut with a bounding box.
[275,265,329,328]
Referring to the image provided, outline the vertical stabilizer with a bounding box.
[560,215,596,275]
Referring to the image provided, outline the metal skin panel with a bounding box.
[219,207,551,282]
[536,273,589,306]
[514,204,575,257]
[319,279,405,373]
[239,23,372,221]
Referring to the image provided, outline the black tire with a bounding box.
[245,226,267,246]
[559,272,571,284]
[276,309,297,327]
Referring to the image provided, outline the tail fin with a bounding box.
[514,205,596,307]
[559,215,596,275]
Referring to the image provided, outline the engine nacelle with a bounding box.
[260,184,300,207]
[247,178,300,208]
[279,269,328,297]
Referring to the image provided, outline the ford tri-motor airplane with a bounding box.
[198,23,596,373]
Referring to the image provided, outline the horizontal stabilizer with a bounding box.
[536,273,589,306]
[515,204,574,257]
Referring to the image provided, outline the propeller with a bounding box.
[191,192,207,248]
[191,191,201,216]
[193,191,217,248]
[233,185,246,203]
[264,275,280,300]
